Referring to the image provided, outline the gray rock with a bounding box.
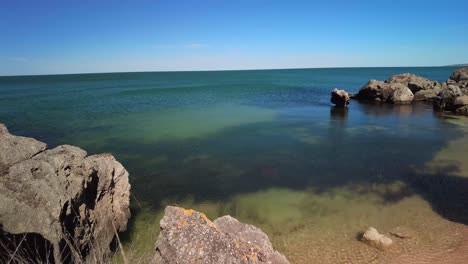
[151,206,289,264]
[434,85,463,111]
[0,124,131,263]
[330,88,350,107]
[387,73,439,93]
[0,124,46,173]
[362,227,393,250]
[389,84,414,104]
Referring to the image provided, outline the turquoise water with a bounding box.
[1,67,467,262]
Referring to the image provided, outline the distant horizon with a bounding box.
[0,64,466,78]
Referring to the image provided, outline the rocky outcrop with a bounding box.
[151,206,289,264]
[387,73,440,93]
[449,68,468,86]
[0,124,131,263]
[362,227,393,250]
[434,85,463,111]
[350,68,468,116]
[330,88,350,107]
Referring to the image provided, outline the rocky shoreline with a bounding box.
[0,123,131,263]
[331,68,468,115]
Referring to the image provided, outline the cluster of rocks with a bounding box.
[0,124,131,263]
[330,68,468,116]
[151,206,290,264]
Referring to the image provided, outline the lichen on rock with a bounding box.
[151,206,290,264]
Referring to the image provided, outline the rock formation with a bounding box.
[362,227,393,250]
[0,123,131,263]
[347,68,468,116]
[449,68,468,86]
[330,88,350,107]
[151,206,289,264]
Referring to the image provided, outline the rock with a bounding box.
[0,124,131,263]
[434,85,463,111]
[454,95,468,107]
[389,226,415,239]
[355,80,393,101]
[330,88,350,107]
[362,227,393,250]
[449,68,468,83]
[0,124,46,173]
[455,105,468,116]
[151,206,289,264]
[387,73,439,93]
[414,89,438,101]
[389,84,414,104]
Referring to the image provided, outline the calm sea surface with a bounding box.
[1,67,467,263]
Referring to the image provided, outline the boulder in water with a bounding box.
[362,227,393,250]
[330,88,350,107]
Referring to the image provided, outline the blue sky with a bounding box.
[1,0,468,75]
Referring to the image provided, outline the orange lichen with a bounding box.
[235,243,240,249]
[181,208,195,215]
[178,220,186,227]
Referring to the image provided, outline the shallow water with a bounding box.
[1,67,467,263]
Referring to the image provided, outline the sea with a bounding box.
[1,67,467,263]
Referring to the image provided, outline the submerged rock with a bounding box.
[389,226,415,239]
[0,123,131,263]
[151,206,289,264]
[362,227,393,250]
[330,88,350,107]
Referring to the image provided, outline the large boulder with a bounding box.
[434,85,463,111]
[449,68,468,83]
[387,73,439,93]
[330,88,350,107]
[355,80,393,101]
[389,84,414,104]
[0,124,131,263]
[151,206,289,264]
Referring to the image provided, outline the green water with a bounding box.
[1,67,467,263]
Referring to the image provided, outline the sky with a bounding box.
[1,0,468,76]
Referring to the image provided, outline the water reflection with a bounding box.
[330,106,349,121]
[354,101,432,117]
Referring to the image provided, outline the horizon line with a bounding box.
[0,64,464,78]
